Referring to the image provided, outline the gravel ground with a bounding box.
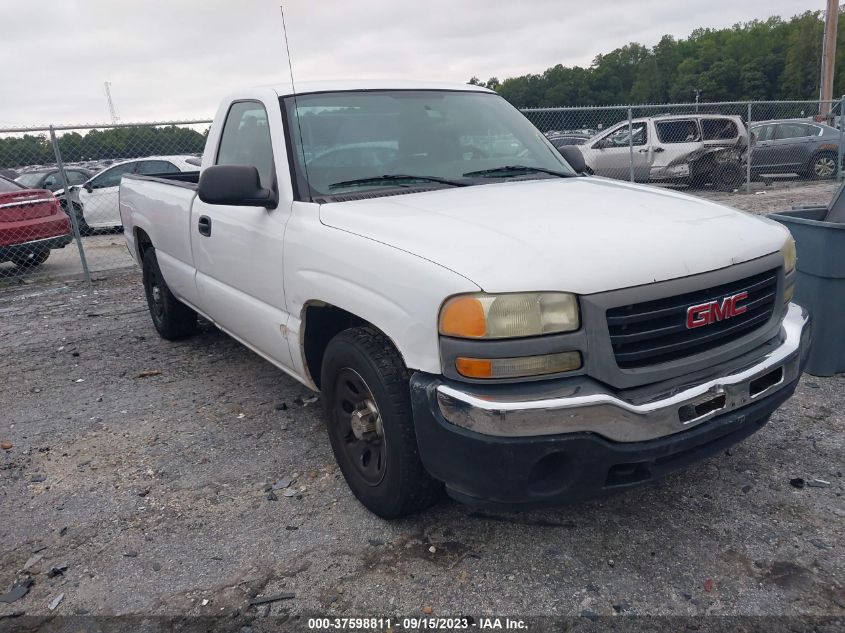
[693,179,840,215]
[0,181,843,629]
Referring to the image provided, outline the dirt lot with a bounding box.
[694,179,840,215]
[0,182,843,629]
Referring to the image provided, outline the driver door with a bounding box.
[586,121,652,181]
[190,100,294,368]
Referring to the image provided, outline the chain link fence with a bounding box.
[526,99,845,191]
[0,120,210,284]
[1,100,843,287]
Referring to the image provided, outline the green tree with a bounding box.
[467,8,835,107]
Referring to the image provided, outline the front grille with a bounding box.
[607,269,779,369]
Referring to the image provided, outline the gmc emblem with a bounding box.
[686,291,748,329]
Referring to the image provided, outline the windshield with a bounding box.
[282,90,574,201]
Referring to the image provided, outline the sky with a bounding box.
[1,0,817,128]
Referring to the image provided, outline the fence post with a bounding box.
[839,95,844,181]
[745,102,753,194]
[49,126,92,287]
[627,106,634,182]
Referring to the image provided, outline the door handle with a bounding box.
[652,147,665,153]
[638,148,649,153]
[198,215,212,237]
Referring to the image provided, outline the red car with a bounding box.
[0,175,72,269]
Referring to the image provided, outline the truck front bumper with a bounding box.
[409,304,811,508]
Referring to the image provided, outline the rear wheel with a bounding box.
[12,248,49,269]
[711,163,743,191]
[809,151,838,179]
[321,326,443,518]
[142,248,197,340]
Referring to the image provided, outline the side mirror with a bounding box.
[198,165,278,208]
[84,183,93,193]
[558,145,587,174]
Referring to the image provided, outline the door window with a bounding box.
[701,119,738,140]
[216,101,275,189]
[66,170,90,184]
[774,123,810,140]
[656,120,700,143]
[90,163,136,189]
[598,123,647,148]
[41,172,60,189]
[751,125,774,142]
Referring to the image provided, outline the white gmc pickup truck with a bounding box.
[120,81,810,518]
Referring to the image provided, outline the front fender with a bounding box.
[283,203,480,377]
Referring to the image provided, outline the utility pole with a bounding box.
[103,81,120,124]
[820,0,838,118]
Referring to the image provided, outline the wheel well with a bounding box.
[302,304,368,389]
[810,148,838,163]
[135,228,153,261]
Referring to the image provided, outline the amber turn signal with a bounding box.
[455,351,582,379]
[439,296,487,338]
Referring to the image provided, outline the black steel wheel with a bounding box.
[321,326,444,518]
[142,248,197,340]
[330,367,387,486]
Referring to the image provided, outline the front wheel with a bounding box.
[142,248,197,340]
[321,326,443,518]
[61,199,91,236]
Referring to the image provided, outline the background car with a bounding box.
[546,134,590,151]
[582,114,748,189]
[750,119,843,179]
[64,155,198,233]
[0,176,71,270]
[15,167,93,192]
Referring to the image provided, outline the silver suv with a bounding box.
[582,114,749,189]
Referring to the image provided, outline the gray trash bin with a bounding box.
[769,189,845,376]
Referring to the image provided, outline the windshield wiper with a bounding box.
[328,174,468,189]
[462,165,573,178]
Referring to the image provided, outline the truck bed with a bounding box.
[119,172,201,287]
[124,171,200,189]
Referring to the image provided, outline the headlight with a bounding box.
[781,236,796,274]
[439,292,579,339]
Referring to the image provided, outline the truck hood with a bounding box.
[318,177,789,294]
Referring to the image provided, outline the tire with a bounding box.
[808,151,838,180]
[142,248,197,340]
[12,248,49,269]
[321,326,444,518]
[61,199,91,236]
[711,163,743,191]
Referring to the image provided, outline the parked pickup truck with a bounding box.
[120,81,810,518]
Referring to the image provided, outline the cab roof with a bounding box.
[265,79,495,97]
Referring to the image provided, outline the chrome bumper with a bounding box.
[436,303,810,443]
